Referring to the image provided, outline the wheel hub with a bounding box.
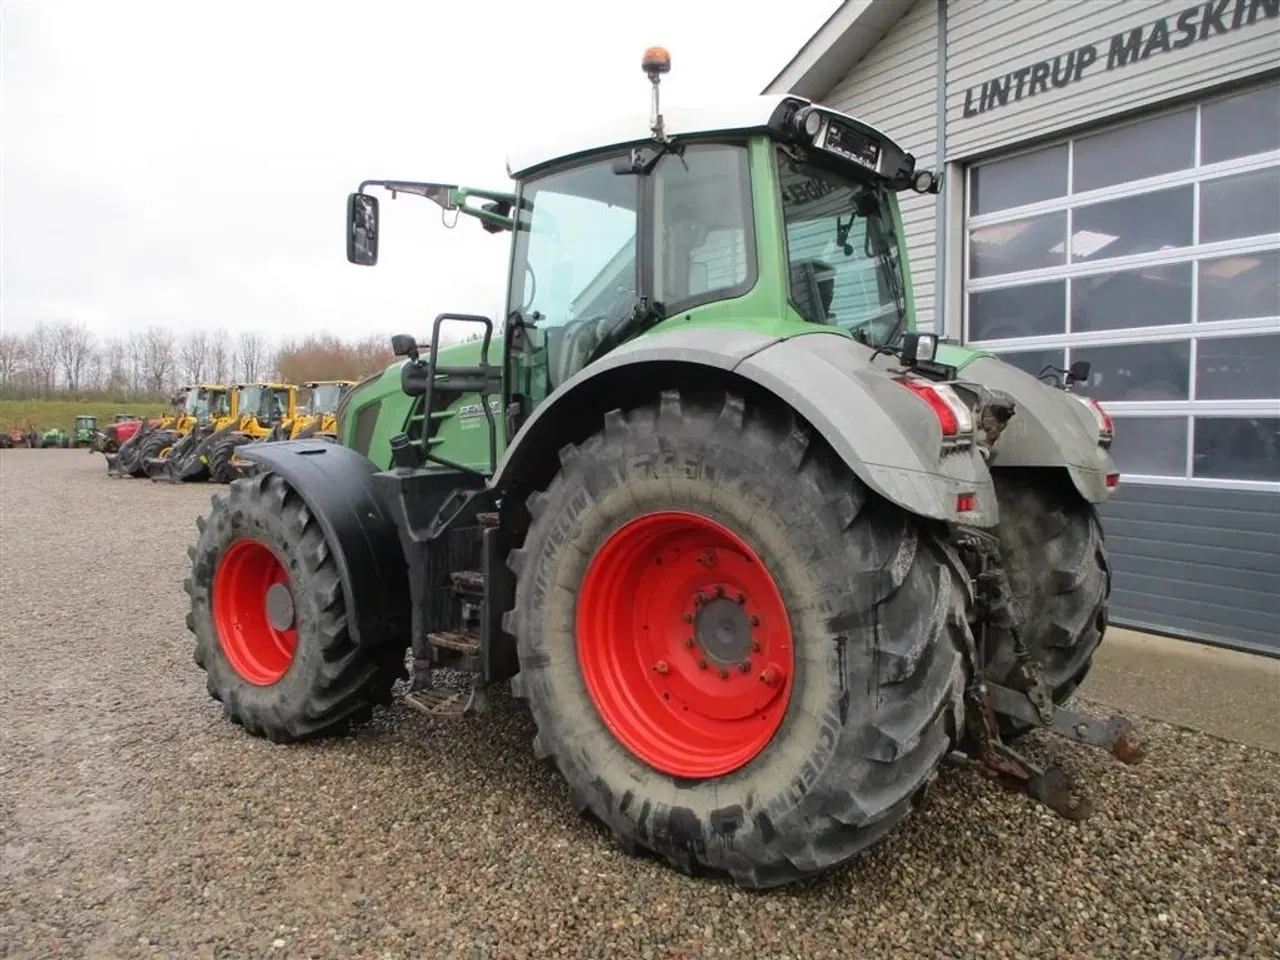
[576,510,795,779]
[695,596,751,665]
[265,582,296,631]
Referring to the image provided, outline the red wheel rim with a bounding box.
[212,538,298,686]
[577,511,794,779]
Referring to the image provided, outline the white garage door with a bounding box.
[959,78,1279,652]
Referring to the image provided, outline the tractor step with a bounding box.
[428,630,480,655]
[476,511,499,528]
[401,683,486,718]
[451,570,485,595]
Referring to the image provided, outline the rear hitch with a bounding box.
[960,677,1147,822]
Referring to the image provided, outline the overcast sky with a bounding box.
[2,0,839,344]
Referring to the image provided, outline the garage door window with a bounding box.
[964,80,1280,488]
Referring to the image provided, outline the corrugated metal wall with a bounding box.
[945,0,1280,159]
[1102,485,1280,656]
[823,0,940,331]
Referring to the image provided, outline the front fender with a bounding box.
[960,356,1118,503]
[237,440,411,648]
[493,328,996,527]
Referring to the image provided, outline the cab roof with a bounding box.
[505,94,887,179]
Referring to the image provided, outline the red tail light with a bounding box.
[894,378,973,439]
[1069,393,1114,444]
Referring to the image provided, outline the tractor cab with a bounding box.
[303,380,354,418]
[344,46,940,476]
[237,383,296,427]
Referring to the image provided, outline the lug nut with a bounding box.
[653,660,670,675]
[718,668,729,680]
[694,592,707,606]
[750,641,761,653]
[683,612,694,623]
[697,658,708,671]
[760,666,781,685]
[749,615,760,626]
[734,593,745,605]
[715,585,725,598]
[696,550,716,568]
[738,661,751,674]
[684,637,695,648]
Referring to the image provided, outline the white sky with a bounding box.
[1,0,840,343]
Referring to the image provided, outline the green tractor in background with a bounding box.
[36,426,71,449]
[73,415,97,449]
[184,51,1142,889]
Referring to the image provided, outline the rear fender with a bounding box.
[492,328,997,527]
[236,440,411,648]
[960,356,1118,503]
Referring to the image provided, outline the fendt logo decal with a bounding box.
[458,398,503,421]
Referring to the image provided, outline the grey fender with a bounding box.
[492,327,997,527]
[959,356,1118,503]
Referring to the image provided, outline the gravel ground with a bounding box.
[2,448,1278,960]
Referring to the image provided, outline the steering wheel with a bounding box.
[555,316,610,386]
[847,304,900,346]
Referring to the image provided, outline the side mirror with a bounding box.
[1069,359,1091,384]
[391,333,420,360]
[347,192,379,265]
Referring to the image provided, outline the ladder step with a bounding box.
[476,511,499,527]
[428,630,480,655]
[451,570,485,594]
[402,687,472,717]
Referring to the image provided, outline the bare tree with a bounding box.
[0,333,24,389]
[236,331,269,381]
[102,337,130,394]
[126,331,147,393]
[208,337,233,383]
[180,330,210,383]
[25,322,59,395]
[141,326,177,394]
[86,350,106,392]
[52,320,95,393]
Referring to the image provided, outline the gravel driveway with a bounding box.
[2,449,1277,960]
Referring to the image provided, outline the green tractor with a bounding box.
[36,426,71,449]
[184,51,1141,888]
[73,414,97,449]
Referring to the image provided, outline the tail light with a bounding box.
[1070,394,1114,447]
[894,377,974,442]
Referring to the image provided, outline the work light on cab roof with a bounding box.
[185,43,1138,895]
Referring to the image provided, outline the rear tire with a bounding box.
[505,389,970,888]
[185,470,403,741]
[985,469,1110,732]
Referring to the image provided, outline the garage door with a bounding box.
[960,79,1280,655]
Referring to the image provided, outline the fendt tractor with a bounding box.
[185,51,1144,888]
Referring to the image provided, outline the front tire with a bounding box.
[185,471,403,741]
[505,389,970,888]
[208,432,253,484]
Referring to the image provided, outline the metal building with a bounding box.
[768,0,1280,654]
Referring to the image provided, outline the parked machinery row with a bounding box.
[103,380,356,483]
